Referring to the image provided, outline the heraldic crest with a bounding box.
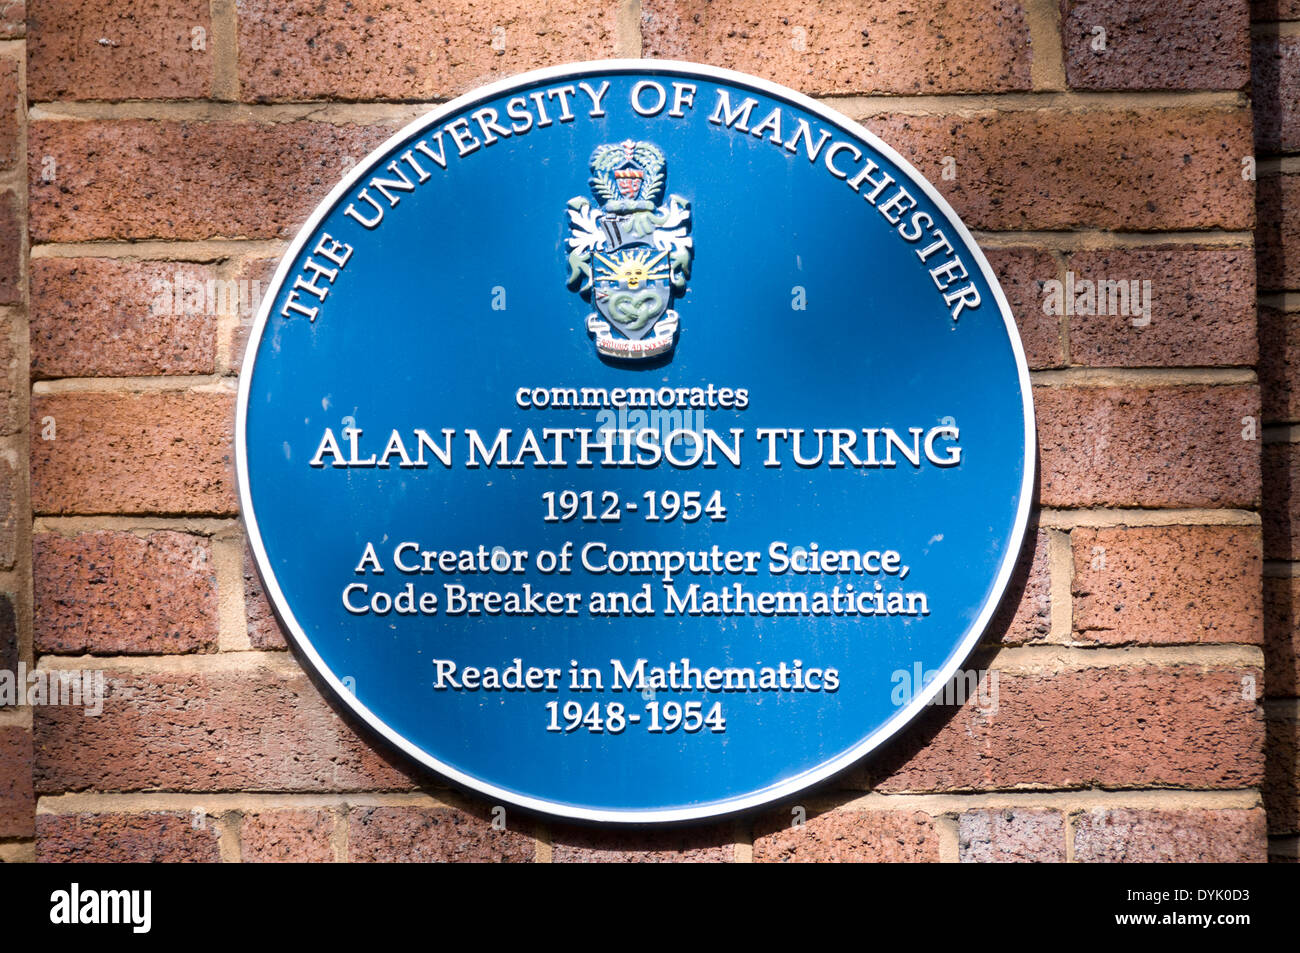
[565,140,693,360]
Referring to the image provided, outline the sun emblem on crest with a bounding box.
[565,140,693,361]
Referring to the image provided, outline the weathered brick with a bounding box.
[862,665,1263,792]
[36,811,221,862]
[1261,307,1300,423]
[988,527,1052,646]
[33,665,421,793]
[1263,441,1300,560]
[643,0,1031,95]
[0,58,19,170]
[26,0,211,101]
[227,256,277,376]
[1063,246,1256,367]
[241,809,335,862]
[1264,575,1300,697]
[0,726,33,837]
[0,1,22,38]
[1254,34,1300,154]
[753,809,939,862]
[0,457,15,568]
[28,120,392,242]
[348,806,533,862]
[861,109,1253,232]
[1258,171,1300,292]
[0,313,16,436]
[34,530,218,654]
[0,591,16,679]
[238,0,619,102]
[1061,1,1249,91]
[1073,807,1267,862]
[244,544,286,650]
[31,391,236,515]
[31,259,219,378]
[985,248,1064,370]
[551,824,734,862]
[1072,525,1263,645]
[0,190,20,305]
[1265,716,1299,834]
[958,808,1066,862]
[1035,385,1260,508]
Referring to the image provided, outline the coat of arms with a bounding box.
[565,140,693,360]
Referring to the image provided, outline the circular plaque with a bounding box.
[237,61,1035,823]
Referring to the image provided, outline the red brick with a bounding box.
[0,2,22,38]
[862,665,1263,792]
[238,0,619,103]
[1265,715,1299,834]
[0,58,19,170]
[988,527,1052,646]
[1035,384,1260,508]
[28,120,392,242]
[31,259,218,379]
[1263,441,1300,560]
[1264,575,1300,697]
[986,248,1064,370]
[348,806,534,862]
[1254,34,1300,155]
[36,811,221,862]
[1261,307,1300,423]
[0,191,20,305]
[1071,525,1263,645]
[551,824,734,862]
[1258,171,1300,292]
[34,530,218,654]
[26,0,211,101]
[0,727,33,837]
[241,809,335,862]
[244,544,286,650]
[1063,246,1256,367]
[958,808,1066,862]
[227,256,278,376]
[643,0,1031,95]
[31,391,236,515]
[1062,1,1249,91]
[33,664,420,793]
[0,591,16,678]
[0,457,16,569]
[1073,807,1267,862]
[862,108,1253,232]
[753,809,939,862]
[0,314,16,435]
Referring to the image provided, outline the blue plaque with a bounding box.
[237,61,1035,823]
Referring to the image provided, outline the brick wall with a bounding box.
[1255,0,1300,865]
[0,0,1287,862]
